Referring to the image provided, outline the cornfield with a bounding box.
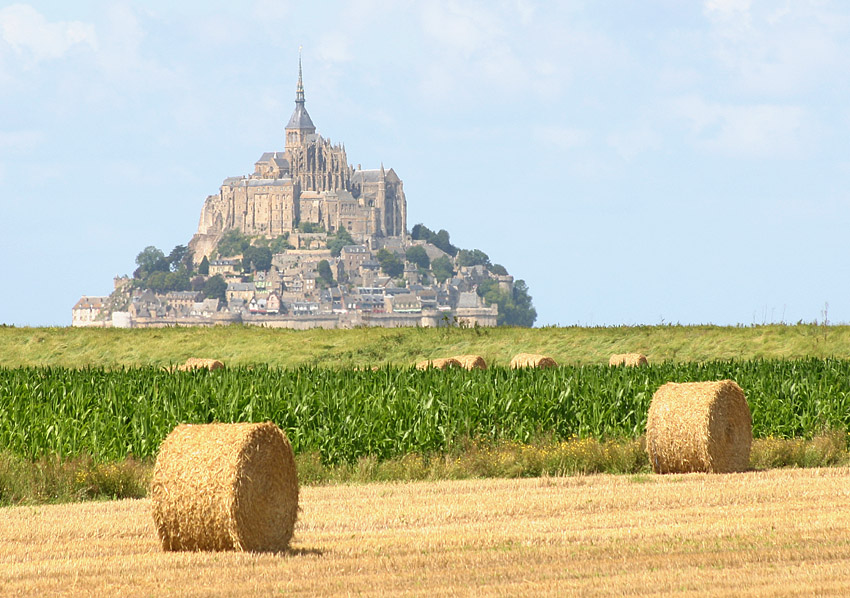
[1,359,849,463]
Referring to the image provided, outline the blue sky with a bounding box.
[1,0,849,327]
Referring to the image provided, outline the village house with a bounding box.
[386,293,422,314]
[340,245,371,274]
[226,282,256,303]
[71,296,109,327]
[209,259,240,276]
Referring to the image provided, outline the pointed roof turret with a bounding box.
[286,48,316,132]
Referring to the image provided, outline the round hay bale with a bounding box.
[645,380,752,474]
[150,422,299,552]
[415,357,462,370]
[609,353,648,367]
[509,353,557,369]
[177,358,224,372]
[453,355,487,370]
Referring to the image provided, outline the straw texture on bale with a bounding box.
[177,358,224,371]
[509,353,558,369]
[645,380,752,474]
[150,422,299,552]
[452,355,487,370]
[416,357,462,370]
[609,353,648,367]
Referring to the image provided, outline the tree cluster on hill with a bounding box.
[477,279,537,327]
[405,245,430,269]
[133,245,193,293]
[241,245,272,272]
[327,227,355,257]
[410,224,458,257]
[317,259,336,287]
[202,274,227,301]
[376,248,404,278]
[412,222,536,327]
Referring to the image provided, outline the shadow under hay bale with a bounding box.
[150,422,299,552]
[177,358,224,372]
[416,357,462,370]
[645,380,752,474]
[509,353,557,369]
[452,355,487,370]
[609,353,648,367]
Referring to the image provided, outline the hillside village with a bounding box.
[73,58,535,330]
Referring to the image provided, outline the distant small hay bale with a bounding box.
[645,380,752,474]
[509,353,557,369]
[177,358,224,372]
[150,422,299,552]
[609,353,648,367]
[416,357,462,370]
[453,355,487,370]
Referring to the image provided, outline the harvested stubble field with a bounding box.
[2,468,850,597]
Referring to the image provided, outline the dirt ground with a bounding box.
[1,468,849,596]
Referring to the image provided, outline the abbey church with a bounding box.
[190,58,407,259]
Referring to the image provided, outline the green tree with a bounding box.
[457,249,491,268]
[203,275,227,302]
[490,263,508,276]
[376,248,404,278]
[167,245,190,272]
[298,221,324,233]
[476,279,537,327]
[269,234,292,254]
[198,255,210,275]
[433,229,458,256]
[317,259,335,286]
[411,223,434,241]
[144,271,169,293]
[242,245,272,272]
[135,246,168,278]
[431,255,454,284]
[405,245,430,269]
[327,227,355,257]
[216,230,251,257]
[166,271,190,292]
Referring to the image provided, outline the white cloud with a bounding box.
[0,129,42,151]
[702,1,849,96]
[316,34,352,64]
[607,125,661,161]
[251,0,292,21]
[92,4,180,92]
[704,0,752,22]
[534,126,588,151]
[0,4,97,62]
[416,1,524,102]
[671,95,811,158]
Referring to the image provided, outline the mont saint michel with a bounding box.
[190,58,407,261]
[72,59,536,330]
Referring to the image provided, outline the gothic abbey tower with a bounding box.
[190,56,407,260]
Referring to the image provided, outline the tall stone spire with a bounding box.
[286,47,316,150]
[295,46,305,105]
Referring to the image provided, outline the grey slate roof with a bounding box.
[457,292,481,309]
[256,152,290,169]
[351,170,383,184]
[286,103,315,130]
